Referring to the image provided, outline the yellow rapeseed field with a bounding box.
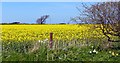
[2,24,98,43]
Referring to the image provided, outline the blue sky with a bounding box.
[2,0,116,2]
[2,2,96,24]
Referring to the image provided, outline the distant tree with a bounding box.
[36,15,49,24]
[59,23,66,24]
[11,22,20,24]
[75,2,120,42]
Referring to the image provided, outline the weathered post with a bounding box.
[50,32,53,48]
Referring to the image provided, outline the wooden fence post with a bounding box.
[50,32,53,48]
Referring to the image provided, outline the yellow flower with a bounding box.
[112,52,115,56]
[116,53,118,56]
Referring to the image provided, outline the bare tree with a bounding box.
[36,15,49,24]
[75,2,120,42]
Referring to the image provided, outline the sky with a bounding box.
[1,0,118,2]
[2,2,96,24]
